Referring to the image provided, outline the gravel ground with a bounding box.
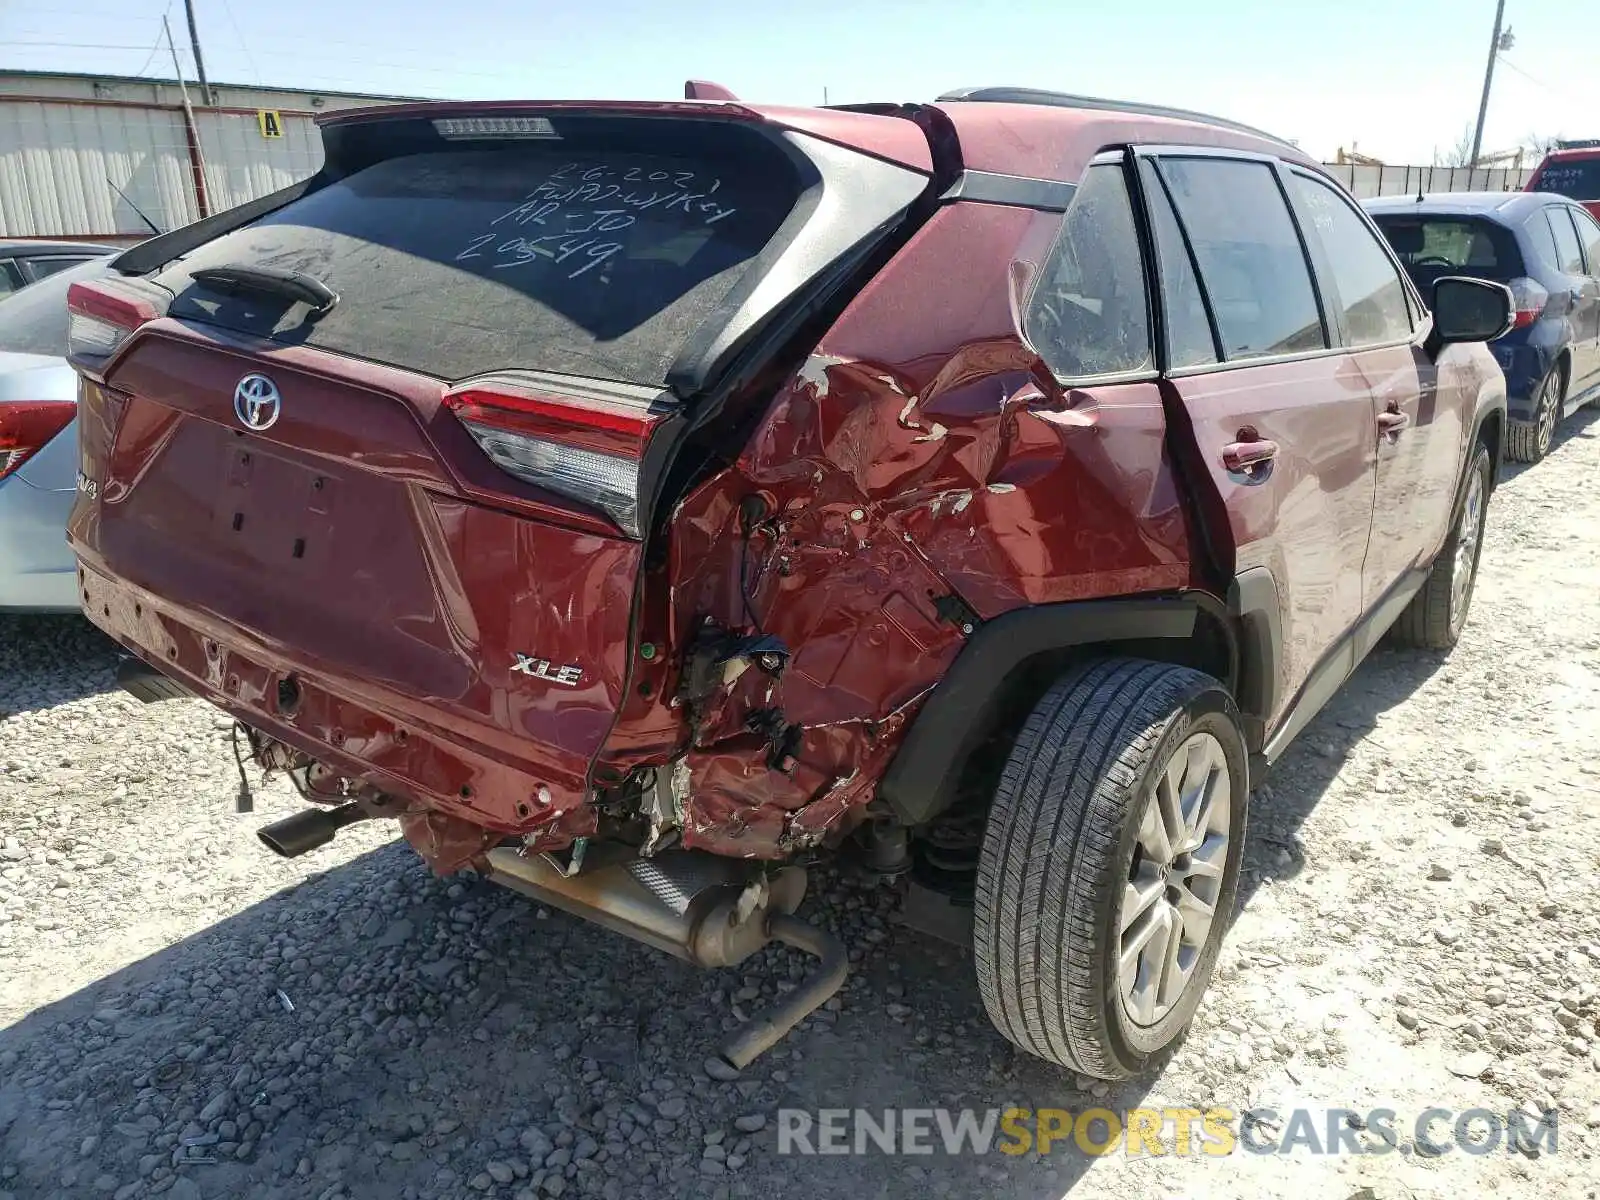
[3,406,1599,1200]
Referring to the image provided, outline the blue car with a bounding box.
[0,256,116,611]
[1365,192,1600,463]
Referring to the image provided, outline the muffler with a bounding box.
[257,803,374,858]
[484,845,849,1071]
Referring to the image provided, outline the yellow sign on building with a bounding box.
[257,110,284,139]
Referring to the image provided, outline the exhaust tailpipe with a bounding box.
[713,911,850,1074]
[257,803,373,858]
[484,845,849,1070]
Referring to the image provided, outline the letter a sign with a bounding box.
[257,110,284,139]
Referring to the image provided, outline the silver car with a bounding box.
[0,256,116,611]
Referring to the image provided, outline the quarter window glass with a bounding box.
[1291,173,1412,346]
[1524,211,1562,272]
[1157,157,1326,360]
[1138,160,1217,367]
[1569,208,1600,274]
[1024,161,1153,377]
[1546,209,1586,275]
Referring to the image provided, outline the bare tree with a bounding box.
[1434,127,1476,168]
[1521,131,1564,158]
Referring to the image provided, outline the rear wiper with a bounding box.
[190,264,339,317]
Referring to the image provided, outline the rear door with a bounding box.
[1135,149,1378,735]
[1565,206,1600,391]
[1282,168,1452,606]
[1545,206,1600,391]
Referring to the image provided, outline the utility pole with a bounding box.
[1469,0,1509,167]
[165,15,211,218]
[184,0,213,106]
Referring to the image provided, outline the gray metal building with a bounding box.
[0,70,416,244]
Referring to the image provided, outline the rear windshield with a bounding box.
[1534,157,1600,201]
[156,137,802,386]
[1370,215,1524,286]
[0,256,115,356]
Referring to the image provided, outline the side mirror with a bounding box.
[1428,276,1514,354]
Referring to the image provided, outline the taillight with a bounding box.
[66,279,162,365]
[443,376,666,538]
[1506,277,1549,331]
[0,401,77,482]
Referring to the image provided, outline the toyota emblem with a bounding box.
[233,373,281,431]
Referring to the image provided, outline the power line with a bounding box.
[6,39,546,82]
[1494,54,1584,105]
[131,3,176,80]
[215,0,263,86]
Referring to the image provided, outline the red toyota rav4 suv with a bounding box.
[65,87,1513,1080]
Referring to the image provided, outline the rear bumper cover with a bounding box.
[77,562,590,833]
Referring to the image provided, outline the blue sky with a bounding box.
[3,0,1594,163]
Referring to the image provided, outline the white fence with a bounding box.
[1317,162,1536,199]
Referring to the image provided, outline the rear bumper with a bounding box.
[1490,330,1560,419]
[0,474,79,612]
[76,562,591,833]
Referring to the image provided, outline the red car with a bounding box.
[1527,140,1600,220]
[65,85,1513,1080]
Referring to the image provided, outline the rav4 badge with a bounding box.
[511,653,583,687]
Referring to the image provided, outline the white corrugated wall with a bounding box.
[195,110,323,213]
[0,100,326,239]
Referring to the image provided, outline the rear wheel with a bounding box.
[1507,364,1565,463]
[973,659,1248,1080]
[1390,443,1491,650]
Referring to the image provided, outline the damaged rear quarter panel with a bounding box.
[614,201,1192,856]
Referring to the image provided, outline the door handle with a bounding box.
[1377,409,1410,436]
[1222,438,1279,474]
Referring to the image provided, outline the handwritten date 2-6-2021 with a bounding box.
[455,161,741,280]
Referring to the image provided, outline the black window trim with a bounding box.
[1543,205,1587,277]
[1129,155,1224,370]
[1125,143,1431,378]
[1129,144,1333,377]
[1020,148,1162,389]
[1282,165,1421,353]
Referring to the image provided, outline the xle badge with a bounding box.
[511,653,583,687]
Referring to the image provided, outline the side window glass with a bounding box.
[1289,172,1413,346]
[1524,211,1562,272]
[1570,208,1600,275]
[1024,161,1153,378]
[1157,157,1326,360]
[1137,160,1218,367]
[1546,209,1586,275]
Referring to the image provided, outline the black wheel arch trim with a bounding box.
[880,596,1210,826]
[1226,566,1282,754]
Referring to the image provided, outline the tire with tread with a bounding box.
[1506,362,1565,464]
[1389,443,1492,651]
[973,658,1248,1080]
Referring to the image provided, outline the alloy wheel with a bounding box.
[1535,372,1560,458]
[1117,732,1231,1027]
[1450,463,1486,626]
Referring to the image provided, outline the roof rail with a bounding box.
[936,87,1293,149]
